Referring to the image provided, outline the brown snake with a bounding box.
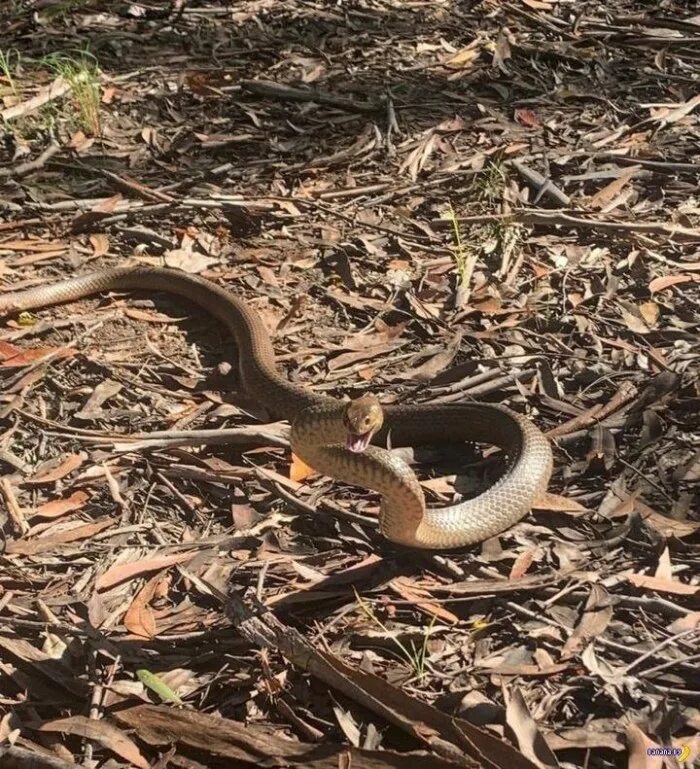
[0,266,553,549]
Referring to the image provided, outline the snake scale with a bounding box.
[0,266,553,549]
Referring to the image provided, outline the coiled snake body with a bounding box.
[0,266,553,549]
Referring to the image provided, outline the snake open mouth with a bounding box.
[345,431,372,453]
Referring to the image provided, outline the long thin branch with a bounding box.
[429,209,700,242]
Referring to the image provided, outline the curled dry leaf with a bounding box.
[515,108,541,127]
[504,687,559,769]
[89,233,109,257]
[509,548,538,579]
[123,575,161,638]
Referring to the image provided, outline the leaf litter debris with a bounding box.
[0,2,698,768]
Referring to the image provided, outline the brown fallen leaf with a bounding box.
[648,273,697,293]
[123,575,161,638]
[444,46,480,69]
[96,552,195,591]
[290,452,316,483]
[545,723,624,753]
[71,195,122,232]
[409,332,463,382]
[6,518,115,555]
[123,306,181,323]
[428,570,573,596]
[230,490,258,530]
[504,687,559,769]
[38,716,149,769]
[248,464,300,495]
[11,249,69,267]
[420,476,456,495]
[0,743,86,768]
[399,131,438,181]
[389,577,459,624]
[476,661,571,678]
[634,498,700,539]
[164,248,218,274]
[31,490,90,520]
[561,584,614,660]
[25,452,86,485]
[509,548,538,579]
[0,218,42,232]
[0,239,68,252]
[329,341,405,372]
[620,308,651,335]
[267,555,385,608]
[89,233,109,257]
[514,108,541,127]
[532,492,587,513]
[668,611,700,634]
[638,301,659,328]
[588,168,640,210]
[653,547,673,580]
[653,92,700,125]
[0,345,75,368]
[521,0,555,9]
[0,340,22,359]
[627,573,698,596]
[626,722,663,769]
[186,69,219,94]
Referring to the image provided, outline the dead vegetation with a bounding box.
[0,1,699,768]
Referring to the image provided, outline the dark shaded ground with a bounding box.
[0,2,699,768]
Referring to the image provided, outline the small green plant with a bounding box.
[474,160,506,203]
[453,162,522,282]
[445,203,479,301]
[43,51,101,135]
[353,588,436,680]
[0,48,20,96]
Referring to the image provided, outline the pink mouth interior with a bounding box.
[345,431,371,453]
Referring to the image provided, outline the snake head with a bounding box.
[343,396,383,453]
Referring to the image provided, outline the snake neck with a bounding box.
[290,404,427,541]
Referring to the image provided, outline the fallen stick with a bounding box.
[429,209,700,242]
[1,77,70,122]
[547,381,638,438]
[240,78,379,114]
